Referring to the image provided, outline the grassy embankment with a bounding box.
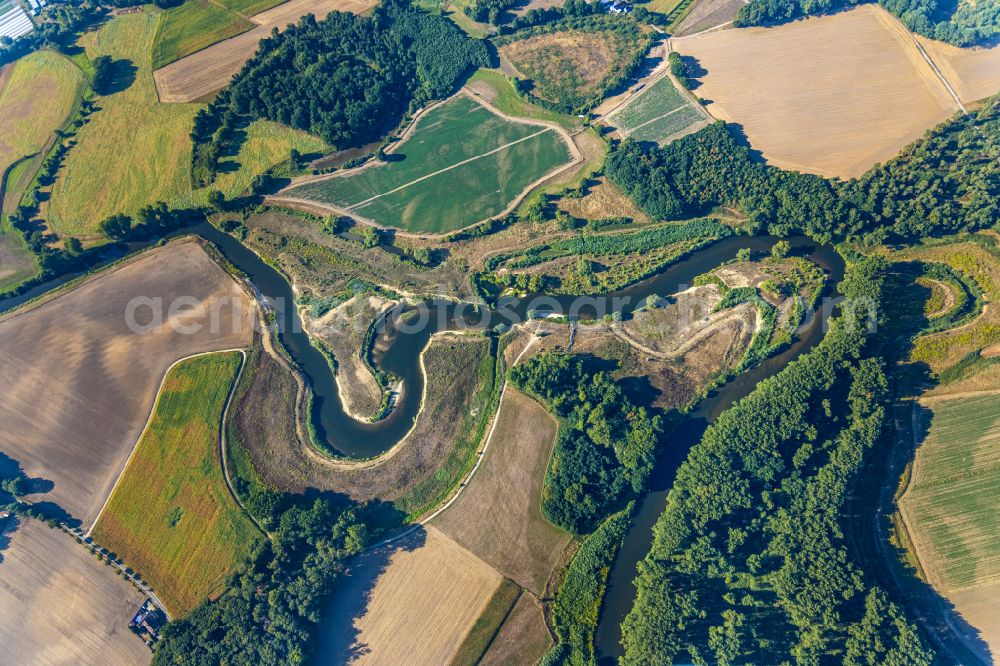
[0,50,86,291]
[47,10,327,242]
[92,352,261,616]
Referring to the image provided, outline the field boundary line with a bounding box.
[348,128,553,210]
[85,347,249,538]
[367,324,542,552]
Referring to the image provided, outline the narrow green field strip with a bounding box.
[91,352,260,616]
[218,0,288,16]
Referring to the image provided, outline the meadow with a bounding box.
[0,49,84,289]
[606,73,707,144]
[283,94,574,233]
[899,394,1000,653]
[92,352,261,616]
[47,10,330,241]
[48,11,200,239]
[0,240,254,525]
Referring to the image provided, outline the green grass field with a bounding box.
[151,0,255,69]
[0,49,85,290]
[48,10,329,241]
[286,95,572,233]
[468,69,583,131]
[606,74,706,146]
[901,393,1000,592]
[91,352,260,616]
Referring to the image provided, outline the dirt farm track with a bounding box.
[0,239,254,526]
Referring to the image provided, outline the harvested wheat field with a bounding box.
[314,525,503,665]
[673,5,960,178]
[672,0,744,36]
[0,519,150,665]
[0,239,254,526]
[154,0,378,103]
[918,36,1000,106]
[432,387,570,595]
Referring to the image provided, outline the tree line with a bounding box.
[190,0,490,186]
[737,0,999,47]
[606,97,1000,245]
[619,257,935,665]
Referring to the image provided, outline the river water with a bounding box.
[0,224,844,651]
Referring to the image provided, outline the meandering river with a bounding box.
[0,225,844,654]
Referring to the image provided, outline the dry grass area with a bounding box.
[234,335,494,506]
[478,591,553,666]
[0,239,254,525]
[305,295,395,420]
[432,388,569,595]
[919,36,1000,106]
[556,176,650,223]
[500,30,616,105]
[672,0,744,36]
[315,525,503,665]
[0,519,150,665]
[674,5,959,178]
[154,0,378,103]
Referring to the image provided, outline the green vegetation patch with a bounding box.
[286,95,573,233]
[902,393,1000,591]
[545,503,633,664]
[607,74,704,144]
[92,352,260,616]
[152,0,256,70]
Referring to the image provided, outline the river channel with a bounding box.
[0,224,844,653]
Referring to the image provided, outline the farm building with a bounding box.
[0,0,33,39]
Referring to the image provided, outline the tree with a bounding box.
[1,477,25,497]
[64,237,83,255]
[99,214,133,240]
[207,190,225,210]
[736,247,751,262]
[91,55,115,95]
[361,225,383,248]
[771,239,790,259]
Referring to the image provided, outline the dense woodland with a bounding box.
[738,0,1000,47]
[607,97,1000,244]
[508,352,662,534]
[190,0,489,185]
[152,498,367,665]
[620,258,934,665]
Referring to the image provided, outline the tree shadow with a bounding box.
[101,58,138,96]
[310,525,428,665]
[0,514,20,564]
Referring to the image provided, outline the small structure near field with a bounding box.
[130,599,165,643]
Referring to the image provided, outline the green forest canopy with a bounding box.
[620,258,935,665]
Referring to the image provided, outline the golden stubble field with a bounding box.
[917,36,1000,106]
[673,5,961,178]
[315,525,503,665]
[153,0,378,103]
[0,519,150,665]
[0,239,254,526]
